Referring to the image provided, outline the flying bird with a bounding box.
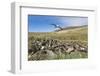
[51,24,63,30]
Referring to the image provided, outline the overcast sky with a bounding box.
[28,15,88,32]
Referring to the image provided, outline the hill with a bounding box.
[28,25,88,60]
[29,25,88,41]
[55,25,87,31]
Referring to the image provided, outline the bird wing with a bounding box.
[51,24,57,28]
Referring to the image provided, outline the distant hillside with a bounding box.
[29,25,88,42]
[55,25,88,32]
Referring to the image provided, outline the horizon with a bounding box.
[28,15,88,32]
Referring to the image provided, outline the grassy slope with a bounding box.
[28,26,88,59]
[29,26,88,41]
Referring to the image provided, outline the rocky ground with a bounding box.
[28,39,88,60]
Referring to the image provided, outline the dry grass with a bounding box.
[28,26,88,60]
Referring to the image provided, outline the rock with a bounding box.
[66,46,74,54]
[29,50,57,60]
[28,39,88,60]
[79,47,88,53]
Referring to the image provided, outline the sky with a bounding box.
[28,15,88,32]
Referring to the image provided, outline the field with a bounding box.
[28,26,88,61]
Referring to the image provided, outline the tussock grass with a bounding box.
[28,26,88,60]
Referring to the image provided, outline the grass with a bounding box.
[29,27,87,40]
[28,26,88,60]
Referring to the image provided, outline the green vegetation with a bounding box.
[28,26,88,60]
[29,27,87,40]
